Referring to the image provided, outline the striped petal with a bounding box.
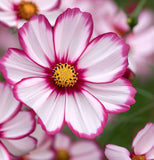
[83,78,136,113]
[0,142,11,160]
[1,136,37,157]
[1,111,35,139]
[0,48,46,85]
[65,89,107,139]
[78,33,129,83]
[105,144,131,160]
[54,8,93,63]
[0,82,21,124]
[19,14,55,68]
[14,77,65,134]
[132,122,154,155]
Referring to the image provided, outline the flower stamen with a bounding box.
[132,155,145,160]
[17,1,39,20]
[52,63,78,87]
[56,149,70,160]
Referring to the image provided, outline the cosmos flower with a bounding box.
[127,10,154,78]
[12,124,54,160]
[105,122,154,160]
[0,0,60,28]
[0,8,136,138]
[59,0,129,37]
[52,133,103,160]
[0,81,36,159]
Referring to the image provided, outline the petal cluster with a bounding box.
[0,82,36,159]
[0,8,136,139]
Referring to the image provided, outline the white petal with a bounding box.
[146,147,154,159]
[14,77,65,134]
[24,124,54,160]
[132,122,154,155]
[54,133,72,150]
[32,0,60,11]
[0,142,11,160]
[25,147,55,160]
[78,33,129,83]
[19,14,55,67]
[83,78,136,113]
[65,89,108,139]
[70,141,103,160]
[0,12,17,27]
[105,144,131,160]
[0,48,46,84]
[42,10,62,26]
[0,0,12,10]
[54,8,93,63]
[1,111,35,139]
[1,137,37,157]
[17,19,27,28]
[0,82,21,123]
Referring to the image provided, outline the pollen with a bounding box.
[52,63,78,87]
[56,149,70,160]
[132,155,145,160]
[17,1,39,21]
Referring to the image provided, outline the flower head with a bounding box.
[0,0,60,28]
[0,8,136,138]
[105,122,154,160]
[52,133,103,160]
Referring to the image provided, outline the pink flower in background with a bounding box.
[59,0,129,37]
[0,23,20,57]
[13,124,54,160]
[52,133,103,160]
[0,0,60,28]
[127,10,154,78]
[105,122,154,160]
[0,82,36,159]
[0,8,136,138]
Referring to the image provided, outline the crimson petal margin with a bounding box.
[65,89,108,139]
[0,142,11,160]
[83,78,136,113]
[77,33,129,83]
[19,14,55,68]
[0,48,46,85]
[1,111,36,139]
[14,77,65,134]
[0,82,21,124]
[54,8,93,63]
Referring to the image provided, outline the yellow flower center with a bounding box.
[56,149,70,160]
[17,1,39,20]
[52,63,78,87]
[132,155,145,160]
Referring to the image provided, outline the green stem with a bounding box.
[124,0,147,37]
[131,0,147,19]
